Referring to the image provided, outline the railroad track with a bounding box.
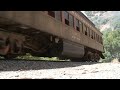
[0,59,98,71]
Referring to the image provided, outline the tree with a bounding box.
[103,30,120,62]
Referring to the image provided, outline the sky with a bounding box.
[81,11,87,16]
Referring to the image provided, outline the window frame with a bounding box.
[69,13,74,28]
[55,11,62,21]
[75,18,80,31]
[64,11,69,26]
[48,11,55,18]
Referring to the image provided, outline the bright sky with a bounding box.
[81,11,87,16]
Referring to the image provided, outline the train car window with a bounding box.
[94,32,96,40]
[64,11,69,25]
[87,28,90,37]
[98,36,99,42]
[98,36,99,43]
[79,21,82,32]
[69,14,74,27]
[95,33,97,40]
[99,36,100,43]
[93,32,95,40]
[100,36,101,43]
[89,29,91,37]
[96,34,98,41]
[76,18,80,31]
[85,25,87,35]
[55,11,61,21]
[48,11,55,18]
[81,23,84,34]
[98,35,99,42]
[98,36,100,42]
[101,37,102,44]
[89,29,91,38]
[100,37,102,44]
[95,33,97,41]
[101,37,103,44]
[91,30,93,39]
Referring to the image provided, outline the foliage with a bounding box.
[84,11,107,29]
[0,56,4,59]
[16,53,64,61]
[102,30,120,62]
[84,11,120,31]
[84,11,120,62]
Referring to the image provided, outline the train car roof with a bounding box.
[76,11,100,31]
[76,11,95,26]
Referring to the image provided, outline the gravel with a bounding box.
[0,59,120,79]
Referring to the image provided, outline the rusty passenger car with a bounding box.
[0,11,104,61]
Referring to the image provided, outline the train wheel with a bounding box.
[3,38,10,55]
[3,38,17,59]
[94,54,97,62]
[3,45,17,59]
[84,54,90,62]
[12,40,21,53]
[94,54,100,62]
[89,54,94,62]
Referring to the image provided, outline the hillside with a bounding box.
[82,11,120,31]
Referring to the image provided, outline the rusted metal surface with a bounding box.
[0,11,104,57]
[62,39,84,58]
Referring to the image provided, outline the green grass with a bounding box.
[0,53,69,61]
[16,53,68,61]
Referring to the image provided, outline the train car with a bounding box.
[0,11,104,61]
